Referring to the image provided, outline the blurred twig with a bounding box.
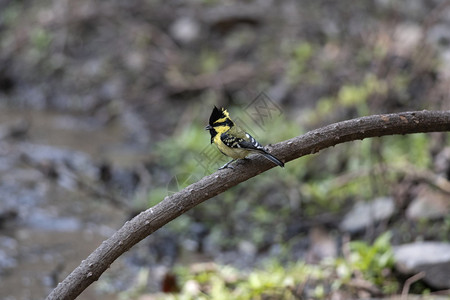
[401,271,425,300]
[46,110,450,300]
[312,162,450,196]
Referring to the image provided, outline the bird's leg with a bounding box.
[219,159,236,170]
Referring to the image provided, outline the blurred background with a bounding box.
[0,0,450,299]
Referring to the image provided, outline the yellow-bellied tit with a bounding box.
[205,106,284,170]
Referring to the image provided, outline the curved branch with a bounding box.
[46,110,450,300]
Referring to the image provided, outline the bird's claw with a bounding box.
[218,164,234,170]
[218,160,235,170]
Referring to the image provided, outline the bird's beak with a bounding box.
[205,125,212,130]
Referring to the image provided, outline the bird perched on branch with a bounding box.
[205,106,284,170]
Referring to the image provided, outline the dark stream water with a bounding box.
[0,108,151,299]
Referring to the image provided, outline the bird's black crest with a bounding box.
[209,106,225,125]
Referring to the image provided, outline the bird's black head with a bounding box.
[205,106,232,144]
[205,106,220,143]
[208,106,225,126]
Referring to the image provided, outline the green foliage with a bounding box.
[349,232,395,282]
[313,74,387,121]
[1,2,22,27]
[288,42,314,81]
[381,134,431,169]
[160,234,398,299]
[31,28,52,52]
[335,232,398,294]
[168,261,326,300]
[25,27,53,65]
[155,119,214,177]
[148,187,169,206]
[301,180,347,214]
[200,50,222,73]
[443,216,450,242]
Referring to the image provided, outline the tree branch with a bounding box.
[46,110,450,300]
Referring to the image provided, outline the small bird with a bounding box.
[205,106,284,170]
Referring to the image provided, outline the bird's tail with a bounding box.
[261,151,284,168]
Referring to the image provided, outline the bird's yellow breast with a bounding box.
[213,127,250,159]
[216,139,250,159]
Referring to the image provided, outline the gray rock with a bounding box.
[170,17,200,44]
[393,22,422,55]
[394,242,450,289]
[406,185,449,220]
[427,24,450,49]
[340,197,395,232]
[434,147,450,177]
[306,226,337,263]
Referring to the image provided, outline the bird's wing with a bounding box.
[220,132,265,151]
